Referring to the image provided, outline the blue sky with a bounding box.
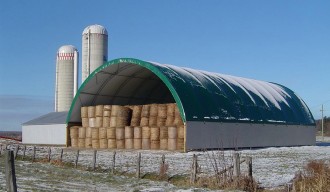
[0,0,329,131]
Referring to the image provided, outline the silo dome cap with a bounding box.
[58,45,78,53]
[82,24,108,35]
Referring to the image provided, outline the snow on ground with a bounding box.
[1,138,330,191]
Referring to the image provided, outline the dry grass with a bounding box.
[292,160,330,192]
[196,175,258,192]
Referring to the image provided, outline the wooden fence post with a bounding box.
[0,144,2,155]
[32,146,36,162]
[159,154,166,178]
[75,150,80,168]
[246,156,252,178]
[92,150,97,171]
[47,147,51,162]
[136,152,141,178]
[5,150,17,192]
[233,153,240,178]
[14,145,19,160]
[112,151,116,174]
[190,154,198,184]
[22,146,26,160]
[60,148,64,162]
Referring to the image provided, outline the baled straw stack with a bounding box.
[86,127,92,138]
[151,140,160,150]
[132,105,142,118]
[125,126,134,139]
[167,126,177,151]
[99,139,108,149]
[103,105,111,117]
[177,125,185,139]
[71,138,78,148]
[108,139,116,149]
[78,127,86,138]
[116,106,132,127]
[91,128,99,139]
[85,138,92,148]
[92,139,100,149]
[89,118,96,128]
[70,126,79,139]
[168,138,176,151]
[116,139,125,149]
[140,117,149,126]
[134,139,142,149]
[149,104,158,117]
[107,127,116,139]
[142,138,150,149]
[141,105,150,117]
[99,127,107,139]
[148,116,157,126]
[160,139,168,150]
[81,106,88,118]
[156,117,166,127]
[150,127,160,141]
[82,117,89,127]
[103,116,110,127]
[177,138,184,150]
[110,116,116,127]
[125,139,134,149]
[168,126,177,139]
[95,105,104,117]
[116,127,125,140]
[95,117,103,127]
[88,106,95,118]
[157,104,167,118]
[78,138,85,148]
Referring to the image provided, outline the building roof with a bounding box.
[23,112,68,125]
[67,58,315,125]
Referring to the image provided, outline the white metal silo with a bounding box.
[82,24,108,82]
[55,45,78,112]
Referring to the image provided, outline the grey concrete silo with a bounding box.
[55,45,78,112]
[82,24,108,82]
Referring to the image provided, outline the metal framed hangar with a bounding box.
[67,58,315,151]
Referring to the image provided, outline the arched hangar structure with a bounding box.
[67,58,315,151]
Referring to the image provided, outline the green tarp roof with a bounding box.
[67,58,315,125]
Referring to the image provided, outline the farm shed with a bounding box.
[67,58,315,151]
[22,112,67,145]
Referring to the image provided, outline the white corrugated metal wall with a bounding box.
[22,124,66,145]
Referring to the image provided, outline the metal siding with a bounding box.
[22,124,66,145]
[185,121,315,150]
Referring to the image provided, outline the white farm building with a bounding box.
[22,112,68,145]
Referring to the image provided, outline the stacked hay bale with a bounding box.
[157,104,167,126]
[80,106,89,148]
[70,103,185,151]
[133,126,142,149]
[70,126,79,147]
[125,126,134,149]
[131,106,142,126]
[142,126,151,149]
[140,105,150,126]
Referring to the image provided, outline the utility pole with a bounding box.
[321,104,324,142]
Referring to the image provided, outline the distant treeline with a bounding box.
[0,131,22,140]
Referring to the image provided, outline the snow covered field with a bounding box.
[1,138,330,191]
